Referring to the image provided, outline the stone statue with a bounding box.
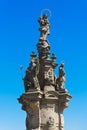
[37,14,51,60]
[24,57,40,92]
[38,14,50,41]
[23,69,32,92]
[56,63,66,90]
[33,57,40,90]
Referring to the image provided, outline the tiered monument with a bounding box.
[18,13,72,130]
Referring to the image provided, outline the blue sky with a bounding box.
[0,0,87,130]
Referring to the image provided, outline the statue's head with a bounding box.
[38,14,49,26]
[43,14,48,19]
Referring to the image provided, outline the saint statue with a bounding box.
[23,54,40,92]
[38,14,50,41]
[56,63,66,90]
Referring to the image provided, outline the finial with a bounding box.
[30,51,36,61]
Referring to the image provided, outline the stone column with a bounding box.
[18,13,72,130]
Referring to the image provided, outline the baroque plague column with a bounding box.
[18,14,72,130]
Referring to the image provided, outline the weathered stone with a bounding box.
[18,13,72,130]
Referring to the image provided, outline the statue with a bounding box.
[33,57,40,90]
[23,68,32,92]
[38,14,50,41]
[37,14,50,60]
[56,63,66,90]
[23,55,40,92]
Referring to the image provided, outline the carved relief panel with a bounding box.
[44,67,54,85]
[40,103,59,130]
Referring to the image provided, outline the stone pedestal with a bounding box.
[18,89,71,130]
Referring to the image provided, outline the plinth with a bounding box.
[18,88,71,130]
